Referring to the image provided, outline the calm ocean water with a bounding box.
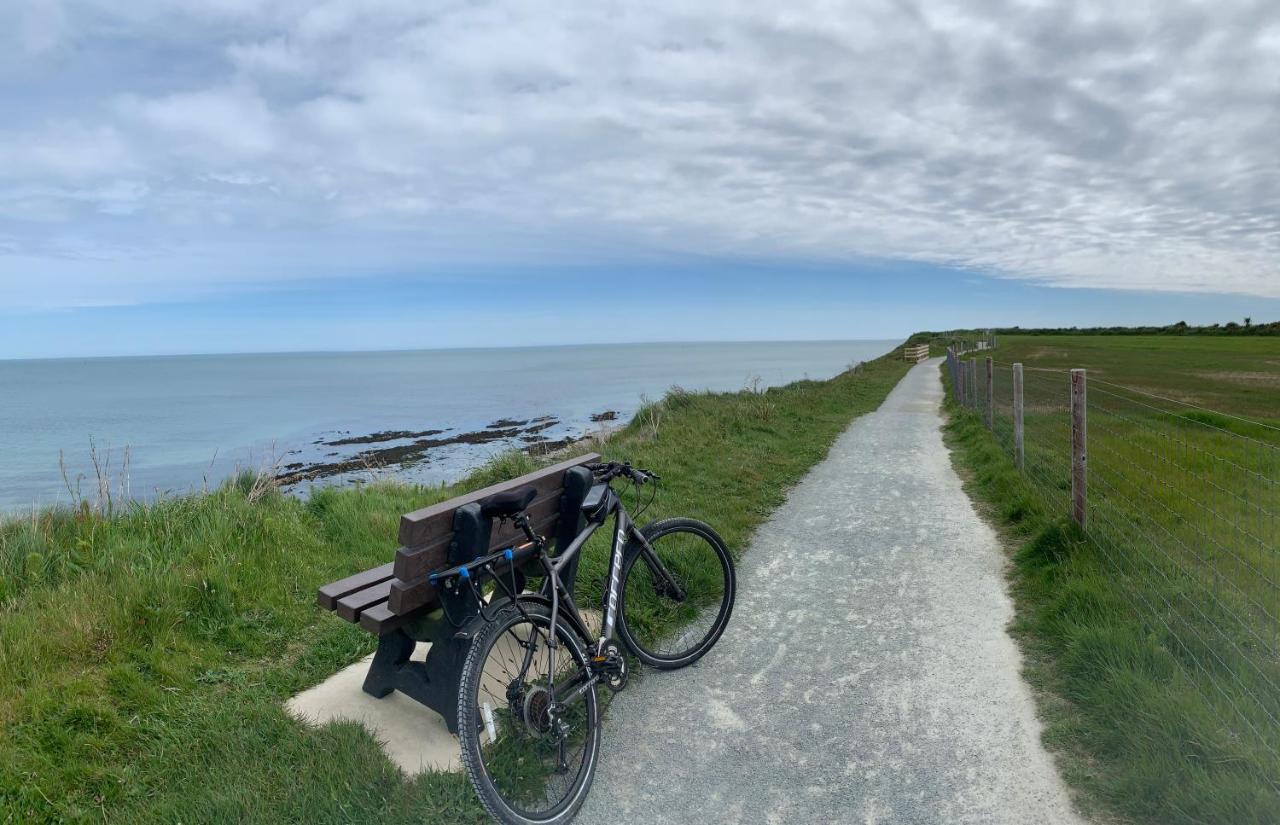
[0,340,897,513]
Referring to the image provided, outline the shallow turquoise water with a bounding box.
[0,339,897,512]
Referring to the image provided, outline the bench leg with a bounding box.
[362,629,416,699]
[361,628,470,735]
[406,635,469,734]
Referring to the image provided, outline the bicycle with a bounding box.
[427,461,736,824]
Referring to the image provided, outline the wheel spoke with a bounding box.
[460,602,599,821]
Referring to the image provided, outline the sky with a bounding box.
[1,1,1278,357]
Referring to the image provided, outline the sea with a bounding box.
[0,339,898,514]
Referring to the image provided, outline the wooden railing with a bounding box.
[904,344,930,363]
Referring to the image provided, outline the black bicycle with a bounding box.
[429,461,736,824]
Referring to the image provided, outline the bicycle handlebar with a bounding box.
[585,461,658,485]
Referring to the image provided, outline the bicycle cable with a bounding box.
[631,473,658,521]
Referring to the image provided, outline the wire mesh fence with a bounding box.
[944,348,1280,770]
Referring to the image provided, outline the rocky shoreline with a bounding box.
[275,410,621,486]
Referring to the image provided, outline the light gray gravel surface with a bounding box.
[576,358,1085,825]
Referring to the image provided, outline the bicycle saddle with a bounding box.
[478,485,537,518]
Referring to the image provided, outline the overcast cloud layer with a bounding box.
[2,0,1278,308]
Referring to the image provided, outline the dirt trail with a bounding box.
[577,358,1084,825]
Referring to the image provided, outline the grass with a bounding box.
[0,348,911,824]
[990,333,1280,420]
[942,333,1280,825]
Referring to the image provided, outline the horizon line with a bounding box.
[0,336,908,364]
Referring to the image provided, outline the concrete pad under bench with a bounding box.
[286,609,603,776]
[286,641,461,774]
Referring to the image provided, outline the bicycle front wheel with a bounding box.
[617,517,736,669]
[457,601,601,825]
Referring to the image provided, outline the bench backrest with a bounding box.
[319,453,600,634]
[389,452,599,614]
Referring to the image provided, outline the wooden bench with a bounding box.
[316,452,600,731]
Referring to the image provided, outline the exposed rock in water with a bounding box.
[277,416,565,486]
[590,410,619,422]
[324,428,447,446]
[525,435,580,455]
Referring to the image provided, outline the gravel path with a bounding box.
[576,358,1085,825]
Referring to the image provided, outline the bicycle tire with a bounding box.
[457,600,601,825]
[616,517,736,669]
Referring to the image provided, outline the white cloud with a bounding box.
[1,0,1277,304]
[0,125,136,180]
[121,86,280,161]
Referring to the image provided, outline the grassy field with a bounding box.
[0,348,910,824]
[990,333,1280,420]
[945,334,1280,825]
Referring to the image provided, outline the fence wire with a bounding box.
[946,351,1280,767]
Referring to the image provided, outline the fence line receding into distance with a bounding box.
[944,346,1280,771]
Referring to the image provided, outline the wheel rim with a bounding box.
[467,611,598,820]
[621,526,730,661]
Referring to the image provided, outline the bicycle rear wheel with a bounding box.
[616,517,736,669]
[457,601,600,825]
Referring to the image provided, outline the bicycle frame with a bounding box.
[537,484,685,659]
[475,481,688,720]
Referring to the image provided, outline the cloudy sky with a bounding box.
[2,0,1278,356]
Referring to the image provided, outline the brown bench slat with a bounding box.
[318,562,396,610]
[335,579,396,622]
[389,510,559,614]
[359,601,412,635]
[392,488,566,583]
[397,453,600,548]
[490,490,564,547]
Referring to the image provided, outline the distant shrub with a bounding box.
[989,320,1280,336]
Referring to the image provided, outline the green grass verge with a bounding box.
[941,365,1279,825]
[1,347,911,824]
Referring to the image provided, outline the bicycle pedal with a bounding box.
[593,641,628,692]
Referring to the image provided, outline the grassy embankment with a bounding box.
[943,334,1280,825]
[0,348,911,824]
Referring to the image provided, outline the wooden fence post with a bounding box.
[968,359,978,409]
[1013,363,1024,470]
[1071,368,1087,530]
[984,357,994,430]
